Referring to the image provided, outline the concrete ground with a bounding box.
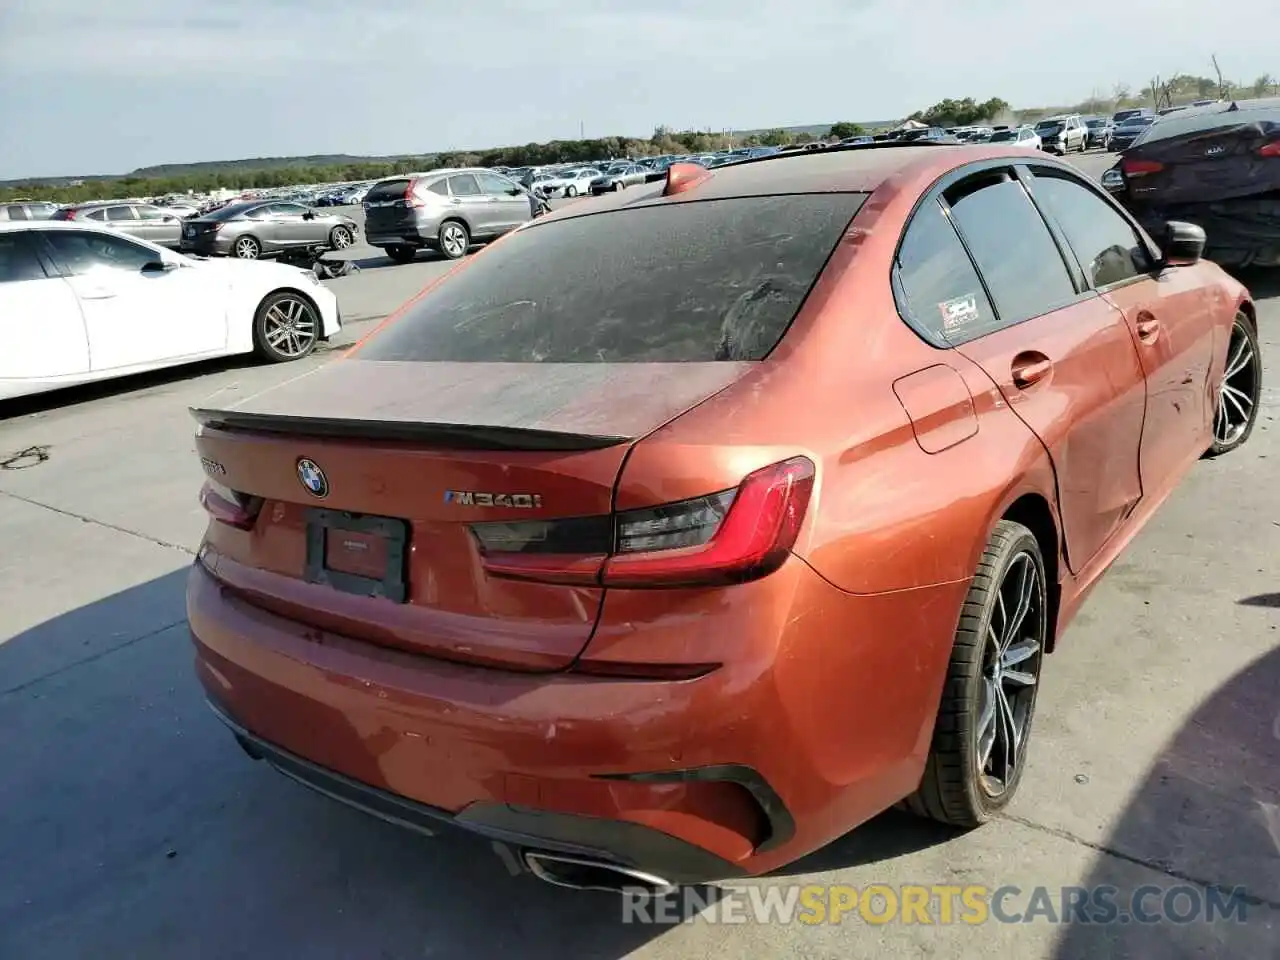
[1,153,1277,959]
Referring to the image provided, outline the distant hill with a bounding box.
[0,121,898,187]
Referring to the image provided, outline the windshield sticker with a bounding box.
[939,294,981,336]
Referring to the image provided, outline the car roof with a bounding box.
[0,219,160,237]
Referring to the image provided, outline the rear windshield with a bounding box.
[365,179,411,202]
[356,194,866,363]
[203,201,264,221]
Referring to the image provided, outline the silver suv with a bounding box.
[1033,114,1089,154]
[363,168,536,263]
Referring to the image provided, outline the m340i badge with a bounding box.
[444,490,542,508]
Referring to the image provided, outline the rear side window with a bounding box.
[86,209,107,222]
[0,232,47,282]
[357,194,865,363]
[425,179,450,197]
[366,179,411,202]
[1029,170,1150,287]
[105,206,135,221]
[5,205,28,220]
[895,200,996,345]
[946,175,1077,327]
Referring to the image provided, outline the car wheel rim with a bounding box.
[442,226,466,257]
[235,238,258,258]
[1214,322,1257,446]
[976,552,1043,798]
[332,229,352,248]
[262,297,317,358]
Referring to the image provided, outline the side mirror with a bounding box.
[507,187,524,196]
[302,211,315,220]
[141,260,177,274]
[1160,221,1206,267]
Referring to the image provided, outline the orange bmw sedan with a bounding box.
[188,145,1262,893]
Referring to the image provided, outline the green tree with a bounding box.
[909,96,1010,127]
[1254,73,1275,97]
[827,121,864,139]
[757,128,792,147]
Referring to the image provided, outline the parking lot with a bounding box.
[1,152,1278,959]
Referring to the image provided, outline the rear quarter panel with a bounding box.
[620,169,1062,596]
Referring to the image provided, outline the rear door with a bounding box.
[103,204,141,238]
[194,193,865,671]
[446,174,493,236]
[0,230,89,383]
[134,204,182,247]
[1025,164,1217,491]
[902,166,1147,573]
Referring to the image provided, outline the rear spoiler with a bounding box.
[189,407,629,452]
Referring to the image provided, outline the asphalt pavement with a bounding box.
[1,151,1277,960]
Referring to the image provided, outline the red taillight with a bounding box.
[199,481,263,530]
[404,179,425,208]
[1258,141,1280,158]
[472,457,816,589]
[1121,158,1164,176]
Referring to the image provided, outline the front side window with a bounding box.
[945,173,1077,327]
[42,230,156,275]
[1029,170,1150,287]
[895,199,997,345]
[357,194,865,363]
[477,172,517,195]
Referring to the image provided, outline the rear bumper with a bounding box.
[366,213,444,248]
[188,555,964,880]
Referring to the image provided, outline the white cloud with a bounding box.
[0,0,1275,178]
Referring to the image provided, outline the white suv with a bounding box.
[1033,114,1088,154]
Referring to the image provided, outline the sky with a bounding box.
[0,0,1275,180]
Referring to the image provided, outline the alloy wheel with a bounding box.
[331,227,353,248]
[262,296,317,358]
[440,224,468,259]
[234,237,260,259]
[1214,321,1259,447]
[976,552,1044,798]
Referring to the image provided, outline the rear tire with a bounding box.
[233,235,261,260]
[904,520,1047,827]
[384,245,417,264]
[1205,312,1262,457]
[437,220,470,260]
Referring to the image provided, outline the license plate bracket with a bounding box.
[304,509,409,603]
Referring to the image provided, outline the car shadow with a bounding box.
[0,356,250,422]
[1230,267,1280,302]
[0,569,973,957]
[1050,643,1279,959]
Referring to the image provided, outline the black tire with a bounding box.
[566,185,578,198]
[437,220,470,260]
[383,245,417,264]
[329,225,354,249]
[252,291,320,363]
[232,235,261,260]
[1205,312,1262,457]
[613,180,623,192]
[905,520,1047,827]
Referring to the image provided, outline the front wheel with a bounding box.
[1206,313,1262,457]
[565,185,578,198]
[252,291,319,363]
[905,520,1047,826]
[613,180,624,192]
[330,225,354,249]
[233,235,261,260]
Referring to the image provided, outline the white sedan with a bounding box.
[0,221,340,401]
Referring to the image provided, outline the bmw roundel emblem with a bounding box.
[296,458,329,498]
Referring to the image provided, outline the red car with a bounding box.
[188,146,1262,893]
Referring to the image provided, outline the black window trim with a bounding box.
[1017,161,1163,294]
[896,158,1095,350]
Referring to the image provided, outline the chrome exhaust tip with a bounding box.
[523,851,677,896]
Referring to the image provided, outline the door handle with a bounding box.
[1011,352,1052,389]
[78,287,117,300]
[1136,316,1160,343]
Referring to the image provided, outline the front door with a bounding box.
[940,168,1147,573]
[1024,165,1217,495]
[475,172,531,234]
[39,229,226,371]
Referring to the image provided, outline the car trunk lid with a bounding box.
[1122,112,1280,205]
[192,358,750,671]
[363,178,419,234]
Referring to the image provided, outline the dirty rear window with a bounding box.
[356,194,865,363]
[365,179,411,202]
